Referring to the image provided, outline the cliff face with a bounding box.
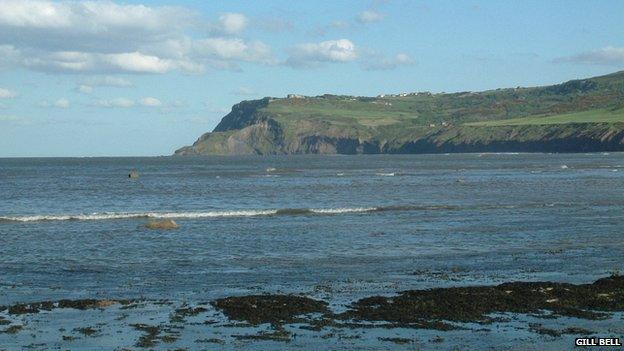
[175,122,624,155]
[175,71,624,155]
[212,98,271,132]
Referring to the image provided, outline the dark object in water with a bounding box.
[144,219,178,230]
[128,170,139,178]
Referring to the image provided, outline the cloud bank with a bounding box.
[0,0,274,74]
[286,39,358,67]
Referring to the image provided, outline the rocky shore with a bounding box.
[2,275,622,349]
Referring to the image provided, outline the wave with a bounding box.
[1,201,619,223]
[0,210,276,222]
[0,205,448,223]
[0,207,380,223]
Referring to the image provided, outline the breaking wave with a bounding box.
[0,207,384,222]
[0,210,276,222]
[0,201,615,223]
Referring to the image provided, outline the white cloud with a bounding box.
[218,13,248,35]
[103,52,175,74]
[93,98,135,108]
[357,10,384,23]
[287,39,358,68]
[554,46,624,65]
[0,88,17,99]
[54,98,70,108]
[192,38,275,67]
[0,1,273,74]
[0,0,196,58]
[362,52,415,70]
[139,97,162,107]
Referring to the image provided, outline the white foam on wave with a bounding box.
[0,207,379,222]
[310,207,376,214]
[376,172,395,176]
[0,210,278,222]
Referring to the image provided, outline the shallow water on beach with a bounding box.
[1,153,623,349]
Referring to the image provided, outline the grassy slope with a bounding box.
[178,71,624,154]
[259,71,624,138]
[465,108,624,126]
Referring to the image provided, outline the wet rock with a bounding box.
[58,299,124,310]
[144,219,178,230]
[130,324,161,348]
[161,334,179,343]
[59,299,100,310]
[529,323,562,337]
[7,299,129,315]
[430,336,444,343]
[8,301,54,314]
[2,325,23,334]
[95,300,118,308]
[171,306,208,323]
[73,326,99,337]
[378,337,413,344]
[338,275,624,328]
[174,306,207,318]
[212,294,329,326]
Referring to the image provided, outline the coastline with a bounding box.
[2,275,623,349]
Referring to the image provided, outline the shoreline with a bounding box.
[2,150,624,159]
[2,275,623,349]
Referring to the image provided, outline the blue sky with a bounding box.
[0,0,623,157]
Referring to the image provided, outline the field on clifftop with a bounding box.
[176,71,624,155]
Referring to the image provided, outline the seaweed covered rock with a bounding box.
[339,275,624,325]
[211,295,329,326]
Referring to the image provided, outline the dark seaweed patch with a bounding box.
[171,305,208,323]
[130,324,162,348]
[232,329,292,342]
[338,275,624,328]
[211,294,329,326]
[378,337,413,344]
[2,325,23,334]
[7,299,133,315]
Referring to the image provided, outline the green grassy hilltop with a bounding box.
[176,71,624,155]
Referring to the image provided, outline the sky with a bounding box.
[0,0,623,157]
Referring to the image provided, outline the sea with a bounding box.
[1,153,623,350]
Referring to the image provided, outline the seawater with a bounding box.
[1,153,623,305]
